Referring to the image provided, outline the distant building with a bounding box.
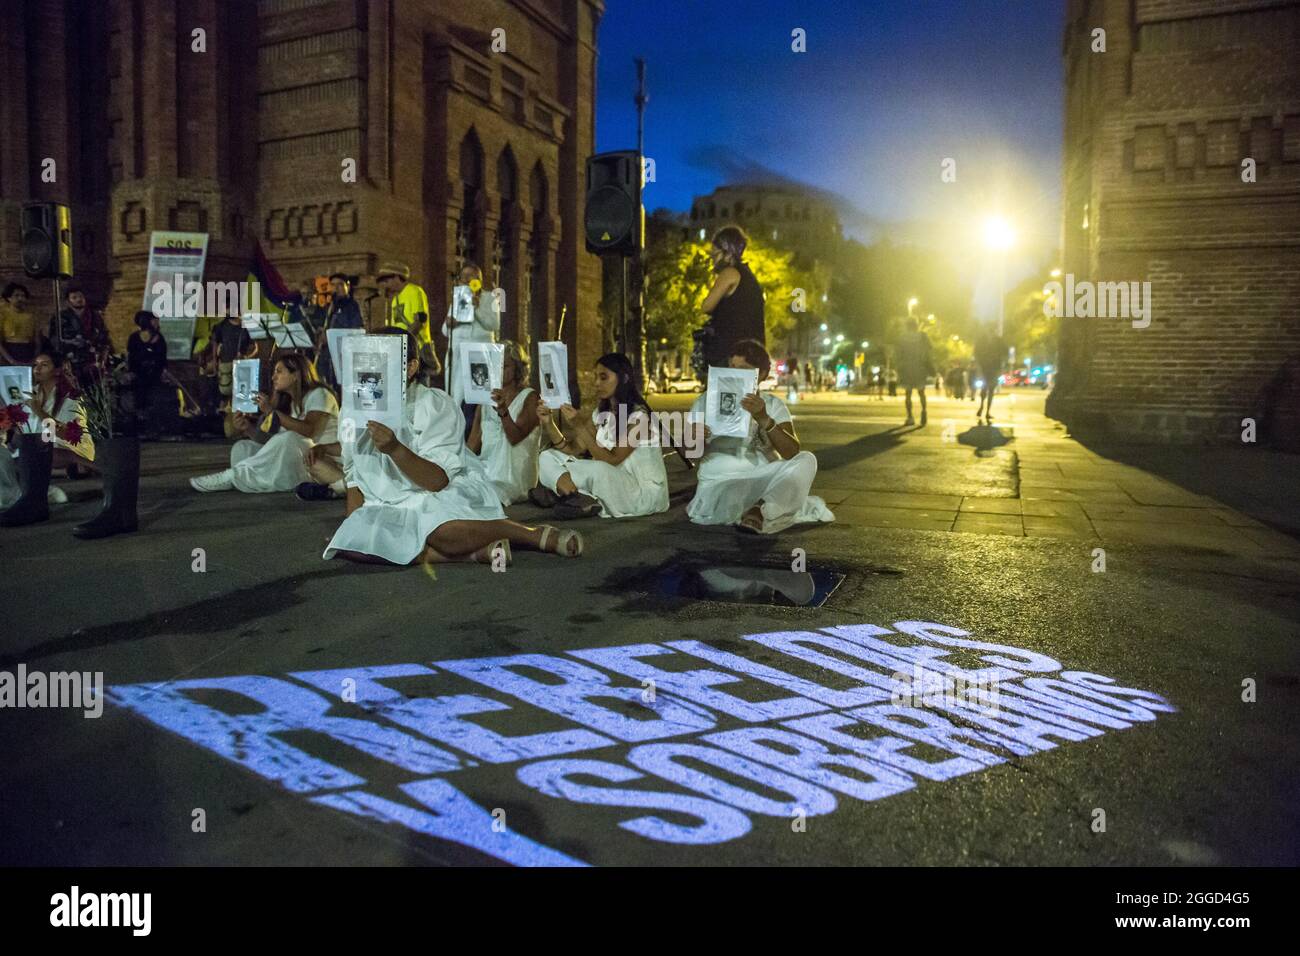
[689,184,841,264]
[0,0,604,384]
[1048,0,1300,444]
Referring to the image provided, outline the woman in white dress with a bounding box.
[325,328,582,566]
[687,339,833,534]
[466,340,541,505]
[190,353,340,493]
[531,353,669,520]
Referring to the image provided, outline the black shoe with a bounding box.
[0,434,53,528]
[72,437,140,540]
[553,492,602,520]
[528,485,560,508]
[295,481,340,502]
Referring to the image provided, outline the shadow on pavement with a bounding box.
[814,426,909,470]
[958,425,1013,451]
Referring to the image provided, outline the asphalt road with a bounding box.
[1,389,1297,866]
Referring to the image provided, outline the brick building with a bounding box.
[0,0,604,390]
[1048,0,1300,444]
[689,183,842,265]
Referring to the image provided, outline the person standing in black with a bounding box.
[975,329,1007,424]
[315,272,364,390]
[697,226,765,379]
[126,311,168,437]
[47,284,112,386]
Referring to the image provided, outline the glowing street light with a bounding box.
[822,337,831,346]
[1050,268,1062,278]
[819,322,828,331]
[835,334,844,342]
[860,340,870,348]
[982,216,1017,336]
[906,297,918,314]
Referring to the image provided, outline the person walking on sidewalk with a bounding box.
[975,329,1006,425]
[896,317,932,426]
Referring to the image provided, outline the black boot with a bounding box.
[0,434,53,527]
[73,436,140,539]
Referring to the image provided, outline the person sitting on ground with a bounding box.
[529,352,669,520]
[685,339,834,535]
[466,340,541,505]
[323,327,582,565]
[190,353,340,493]
[0,349,95,523]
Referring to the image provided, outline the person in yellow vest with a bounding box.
[377,261,440,384]
[0,283,37,366]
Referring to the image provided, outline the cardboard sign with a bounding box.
[537,341,571,409]
[457,341,504,405]
[231,360,260,414]
[339,334,406,443]
[705,366,758,438]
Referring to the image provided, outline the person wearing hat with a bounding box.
[377,262,437,384]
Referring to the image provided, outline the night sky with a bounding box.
[596,0,1065,274]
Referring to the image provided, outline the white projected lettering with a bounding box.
[107,621,1175,865]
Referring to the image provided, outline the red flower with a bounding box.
[1,404,28,431]
[58,419,84,446]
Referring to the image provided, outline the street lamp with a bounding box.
[822,337,831,346]
[860,340,869,348]
[819,322,828,331]
[907,297,918,314]
[835,334,844,342]
[982,216,1016,337]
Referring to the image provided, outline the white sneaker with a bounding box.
[191,469,236,493]
[47,485,68,505]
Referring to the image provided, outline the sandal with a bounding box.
[553,492,602,520]
[539,525,584,557]
[735,507,764,534]
[528,486,560,508]
[473,539,512,566]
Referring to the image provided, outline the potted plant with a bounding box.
[72,361,140,540]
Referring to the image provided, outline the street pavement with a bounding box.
[1,388,1297,866]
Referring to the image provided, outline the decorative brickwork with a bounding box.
[1,0,603,392]
[1050,0,1300,445]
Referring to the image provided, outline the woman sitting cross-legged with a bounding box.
[190,353,340,493]
[686,339,834,535]
[530,352,669,520]
[324,328,582,566]
[466,340,541,505]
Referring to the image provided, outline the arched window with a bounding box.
[497,146,518,204]
[457,128,485,267]
[529,161,548,216]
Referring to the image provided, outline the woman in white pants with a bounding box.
[191,354,339,493]
[687,339,833,534]
[532,353,668,520]
[466,340,541,505]
[324,328,581,565]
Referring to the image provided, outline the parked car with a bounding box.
[665,375,703,393]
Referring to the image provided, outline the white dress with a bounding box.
[230,387,338,493]
[474,386,540,505]
[537,408,669,518]
[686,392,834,533]
[323,383,506,564]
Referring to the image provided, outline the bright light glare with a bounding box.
[982,217,1015,251]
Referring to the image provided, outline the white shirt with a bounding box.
[690,391,792,467]
[295,387,339,445]
[446,286,500,344]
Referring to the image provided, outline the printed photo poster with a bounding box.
[458,341,504,405]
[231,360,260,414]
[327,328,365,376]
[141,231,209,315]
[705,365,758,437]
[158,316,197,361]
[0,365,32,405]
[537,341,571,409]
[339,333,406,444]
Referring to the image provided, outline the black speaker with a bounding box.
[584,151,643,255]
[21,202,74,279]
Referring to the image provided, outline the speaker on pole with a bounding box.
[21,202,74,280]
[584,151,643,256]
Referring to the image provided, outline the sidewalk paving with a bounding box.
[747,390,1300,562]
